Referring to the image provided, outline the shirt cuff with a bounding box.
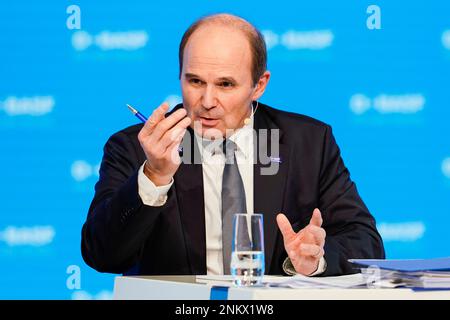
[282,256,327,276]
[137,162,173,207]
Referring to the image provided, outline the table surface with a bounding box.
[113,275,450,300]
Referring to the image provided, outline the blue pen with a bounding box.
[126,104,148,123]
[126,103,184,154]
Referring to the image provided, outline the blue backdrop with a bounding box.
[1,0,449,299]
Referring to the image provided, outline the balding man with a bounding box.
[82,14,385,277]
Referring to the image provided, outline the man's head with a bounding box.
[178,14,270,138]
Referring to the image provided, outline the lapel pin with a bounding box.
[270,156,282,163]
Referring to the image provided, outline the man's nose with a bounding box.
[201,85,218,110]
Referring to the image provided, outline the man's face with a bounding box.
[180,25,259,138]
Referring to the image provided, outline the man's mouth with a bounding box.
[199,116,219,127]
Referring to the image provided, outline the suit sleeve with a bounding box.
[318,125,385,276]
[81,131,170,273]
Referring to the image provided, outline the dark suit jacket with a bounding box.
[81,103,385,276]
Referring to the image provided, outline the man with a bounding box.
[82,14,385,277]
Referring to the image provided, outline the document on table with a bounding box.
[195,275,235,287]
[349,256,450,289]
[348,257,450,272]
[195,275,286,287]
[263,273,369,289]
[195,274,369,289]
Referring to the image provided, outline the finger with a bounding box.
[147,130,185,159]
[309,208,323,227]
[288,249,300,267]
[161,124,185,150]
[158,116,191,147]
[289,249,318,275]
[276,213,296,243]
[151,108,188,142]
[164,129,186,165]
[288,237,319,258]
[298,243,324,258]
[285,234,302,254]
[303,225,326,245]
[144,109,185,149]
[139,102,169,138]
[159,118,191,150]
[144,116,190,157]
[298,228,315,244]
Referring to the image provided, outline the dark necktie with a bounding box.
[221,140,247,274]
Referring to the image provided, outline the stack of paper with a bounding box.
[263,273,369,289]
[196,274,370,289]
[349,256,450,289]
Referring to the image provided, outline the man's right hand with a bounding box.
[137,102,191,186]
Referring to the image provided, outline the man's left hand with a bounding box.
[276,208,326,276]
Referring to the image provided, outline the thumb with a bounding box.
[276,213,296,242]
[309,208,323,227]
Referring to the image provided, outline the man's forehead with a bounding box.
[184,58,252,82]
[185,55,243,73]
[183,25,252,73]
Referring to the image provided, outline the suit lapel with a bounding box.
[174,127,206,274]
[253,106,290,272]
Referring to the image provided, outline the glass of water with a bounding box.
[230,213,265,286]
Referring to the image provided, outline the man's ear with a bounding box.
[252,71,271,101]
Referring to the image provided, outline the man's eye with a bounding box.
[189,79,202,85]
[219,81,234,88]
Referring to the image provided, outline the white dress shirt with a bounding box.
[136,116,326,276]
[194,120,254,275]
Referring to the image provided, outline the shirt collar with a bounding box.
[194,115,254,160]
